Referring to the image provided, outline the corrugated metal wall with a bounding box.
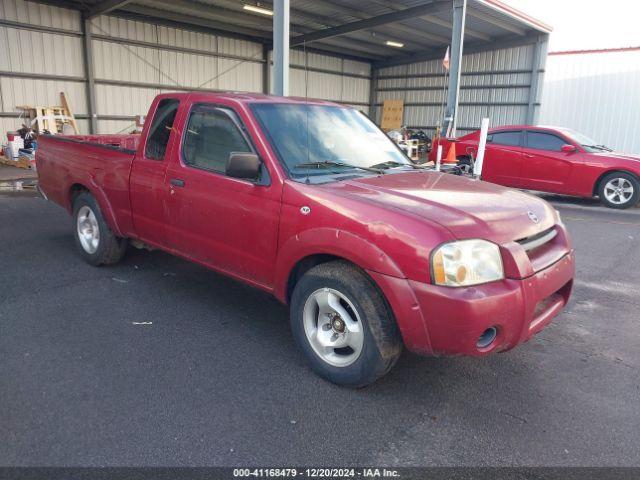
[539,50,640,154]
[0,0,371,141]
[0,0,89,136]
[279,50,371,114]
[375,43,539,134]
[90,15,264,133]
[1,0,556,145]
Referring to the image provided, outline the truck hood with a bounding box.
[322,171,556,243]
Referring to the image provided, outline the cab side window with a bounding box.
[145,98,179,160]
[183,105,252,174]
[526,132,567,152]
[488,131,522,147]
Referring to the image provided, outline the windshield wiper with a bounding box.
[370,160,429,170]
[583,144,613,152]
[294,160,384,174]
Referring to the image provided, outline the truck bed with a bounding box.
[36,134,140,236]
[45,134,141,152]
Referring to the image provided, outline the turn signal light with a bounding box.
[432,250,446,284]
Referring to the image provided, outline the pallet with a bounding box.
[60,92,79,134]
[0,155,34,170]
[15,92,78,135]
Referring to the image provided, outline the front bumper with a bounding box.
[368,237,575,356]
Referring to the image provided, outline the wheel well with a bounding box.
[69,183,89,208]
[286,254,344,303]
[593,170,639,196]
[285,255,399,338]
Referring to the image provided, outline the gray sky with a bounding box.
[504,0,640,52]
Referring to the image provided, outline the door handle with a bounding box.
[170,178,185,187]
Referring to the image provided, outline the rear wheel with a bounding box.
[598,172,639,209]
[73,192,128,265]
[290,261,402,387]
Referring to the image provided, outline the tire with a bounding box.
[290,261,403,387]
[598,172,640,209]
[456,155,473,175]
[72,192,128,266]
[457,155,472,166]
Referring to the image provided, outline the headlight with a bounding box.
[431,239,504,287]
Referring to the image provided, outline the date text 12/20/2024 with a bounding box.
[233,468,400,478]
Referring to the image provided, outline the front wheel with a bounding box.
[598,172,640,209]
[290,261,402,387]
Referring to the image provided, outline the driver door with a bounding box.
[163,103,281,288]
[519,131,576,193]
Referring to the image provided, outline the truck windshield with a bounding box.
[251,103,411,181]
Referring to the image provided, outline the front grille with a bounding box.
[516,226,557,253]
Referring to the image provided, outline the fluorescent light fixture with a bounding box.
[243,4,273,16]
[385,40,404,48]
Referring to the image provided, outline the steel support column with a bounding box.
[526,35,547,125]
[443,0,466,137]
[82,16,98,134]
[368,67,378,121]
[262,44,270,94]
[273,0,290,96]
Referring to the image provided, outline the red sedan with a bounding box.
[433,126,640,209]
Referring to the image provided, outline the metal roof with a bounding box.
[40,0,552,65]
[549,46,640,56]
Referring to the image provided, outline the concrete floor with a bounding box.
[0,163,37,181]
[1,190,639,467]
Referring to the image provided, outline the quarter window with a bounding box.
[489,131,522,147]
[526,132,567,151]
[183,105,252,173]
[145,98,179,160]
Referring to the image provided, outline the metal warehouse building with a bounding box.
[0,0,552,141]
[539,47,640,154]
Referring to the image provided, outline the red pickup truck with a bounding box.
[36,92,575,386]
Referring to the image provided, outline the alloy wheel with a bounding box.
[302,288,364,367]
[76,205,100,254]
[604,178,634,205]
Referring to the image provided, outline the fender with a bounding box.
[274,227,405,302]
[66,174,125,238]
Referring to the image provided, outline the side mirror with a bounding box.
[561,144,577,153]
[226,152,261,181]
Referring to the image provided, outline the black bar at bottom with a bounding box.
[0,467,638,480]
